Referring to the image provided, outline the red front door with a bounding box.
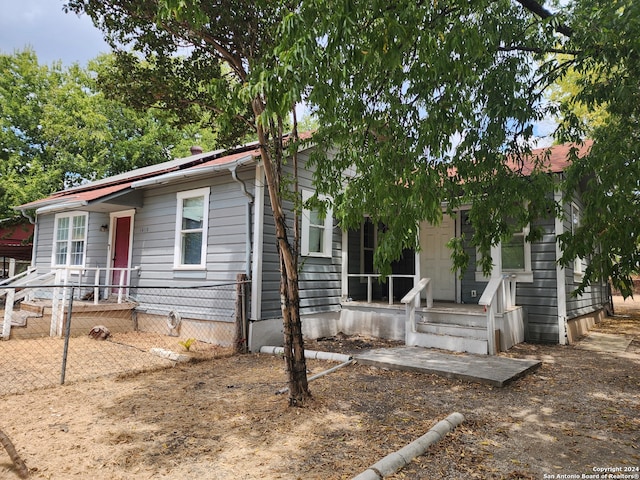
[112,216,131,289]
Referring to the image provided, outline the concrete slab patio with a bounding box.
[354,346,542,387]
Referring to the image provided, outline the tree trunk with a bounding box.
[252,100,310,406]
[279,230,310,406]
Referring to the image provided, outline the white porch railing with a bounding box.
[49,266,141,337]
[346,274,416,305]
[478,274,517,355]
[2,268,52,339]
[400,277,433,339]
[1,266,140,339]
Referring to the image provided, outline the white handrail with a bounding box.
[0,266,37,288]
[2,266,140,340]
[478,275,517,355]
[400,278,432,343]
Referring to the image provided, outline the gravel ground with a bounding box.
[0,297,638,479]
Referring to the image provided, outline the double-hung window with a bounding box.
[301,189,333,258]
[174,188,210,269]
[476,223,533,282]
[501,226,530,272]
[501,224,532,282]
[52,212,88,268]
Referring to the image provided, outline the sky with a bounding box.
[0,0,110,66]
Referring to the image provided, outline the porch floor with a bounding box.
[343,300,487,314]
[354,346,541,387]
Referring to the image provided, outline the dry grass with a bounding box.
[0,297,638,479]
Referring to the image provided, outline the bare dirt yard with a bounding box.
[1,297,639,479]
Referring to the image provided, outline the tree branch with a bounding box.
[0,429,29,478]
[514,0,573,37]
[497,45,580,55]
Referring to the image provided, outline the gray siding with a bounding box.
[33,214,54,270]
[259,189,281,319]
[259,148,343,319]
[561,196,606,321]
[523,218,560,343]
[132,169,253,285]
[129,167,255,321]
[460,210,560,343]
[459,212,484,304]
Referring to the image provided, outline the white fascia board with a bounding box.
[35,201,88,215]
[131,155,255,189]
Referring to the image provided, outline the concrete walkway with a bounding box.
[354,347,542,387]
[574,332,634,353]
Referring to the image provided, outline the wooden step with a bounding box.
[17,302,45,315]
[418,310,488,328]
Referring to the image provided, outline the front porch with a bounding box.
[1,266,139,340]
[339,215,527,354]
[338,295,525,355]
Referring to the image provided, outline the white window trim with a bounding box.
[51,211,88,270]
[475,224,533,283]
[571,202,585,281]
[301,189,333,258]
[174,187,210,270]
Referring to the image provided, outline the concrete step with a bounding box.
[7,309,43,327]
[418,310,488,327]
[406,331,490,355]
[416,322,488,340]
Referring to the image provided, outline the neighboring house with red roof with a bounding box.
[0,217,34,277]
[11,139,607,352]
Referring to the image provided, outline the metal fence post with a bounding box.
[60,286,74,385]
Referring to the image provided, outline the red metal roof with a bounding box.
[17,181,136,210]
[16,133,583,212]
[509,141,592,175]
[15,132,314,212]
[195,149,261,168]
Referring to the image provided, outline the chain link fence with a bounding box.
[0,279,249,397]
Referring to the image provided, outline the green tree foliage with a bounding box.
[556,0,640,296]
[0,49,216,218]
[275,0,639,296]
[64,0,312,404]
[278,0,561,276]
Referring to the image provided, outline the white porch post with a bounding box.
[490,243,502,279]
[341,229,348,300]
[555,188,568,345]
[250,165,265,321]
[2,288,15,339]
[414,231,421,307]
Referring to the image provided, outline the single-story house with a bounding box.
[9,137,608,353]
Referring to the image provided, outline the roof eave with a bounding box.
[131,154,256,189]
[34,201,88,215]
